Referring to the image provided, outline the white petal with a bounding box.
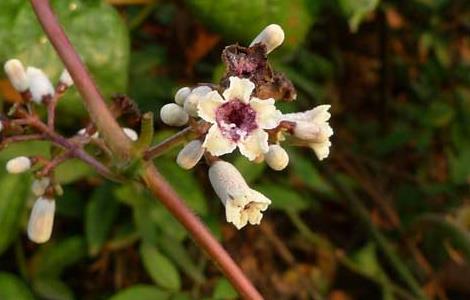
[238,129,269,161]
[307,105,331,123]
[123,128,138,141]
[184,86,212,117]
[197,91,224,123]
[202,125,237,156]
[310,140,332,160]
[250,97,281,129]
[222,77,255,103]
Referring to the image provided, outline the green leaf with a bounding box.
[233,155,266,183]
[0,174,30,255]
[256,184,308,212]
[290,152,333,195]
[338,0,380,32]
[184,0,314,50]
[109,285,171,300]
[32,278,74,300]
[85,183,119,256]
[55,159,94,184]
[140,243,181,291]
[0,272,35,300]
[212,278,238,299]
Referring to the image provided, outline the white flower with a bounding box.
[282,105,333,160]
[250,24,285,54]
[27,197,55,243]
[176,140,205,170]
[31,177,51,197]
[123,127,138,141]
[4,59,29,92]
[59,69,73,87]
[208,160,271,229]
[264,144,289,171]
[184,86,212,117]
[6,156,31,174]
[174,87,191,106]
[198,76,281,161]
[160,103,189,127]
[26,67,54,103]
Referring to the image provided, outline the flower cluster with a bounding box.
[160,24,334,229]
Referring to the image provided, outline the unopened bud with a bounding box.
[250,24,285,54]
[31,177,51,196]
[183,86,212,117]
[176,140,205,169]
[59,69,73,87]
[4,59,29,92]
[174,87,191,106]
[160,103,189,126]
[26,67,54,103]
[123,127,138,141]
[0,121,3,133]
[265,144,289,171]
[6,156,31,174]
[27,197,55,244]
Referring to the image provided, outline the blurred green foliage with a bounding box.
[0,0,469,299]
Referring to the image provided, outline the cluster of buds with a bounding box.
[159,24,334,229]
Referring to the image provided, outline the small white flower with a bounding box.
[264,144,289,171]
[77,128,99,139]
[176,140,205,170]
[160,103,189,127]
[123,127,138,141]
[4,59,29,92]
[6,156,31,174]
[26,67,54,103]
[250,24,285,54]
[198,76,281,161]
[282,105,333,160]
[59,69,73,87]
[208,160,271,229]
[174,87,191,106]
[27,197,55,244]
[184,86,212,117]
[31,177,51,197]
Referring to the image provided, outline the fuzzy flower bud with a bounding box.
[27,197,55,244]
[160,103,189,126]
[59,69,73,87]
[176,140,205,170]
[174,87,191,106]
[123,127,138,141]
[250,24,285,54]
[4,59,29,92]
[31,177,51,197]
[184,86,212,117]
[265,144,289,171]
[6,156,31,174]
[209,161,271,229]
[26,67,54,103]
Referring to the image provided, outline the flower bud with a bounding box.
[0,121,3,133]
[31,177,51,197]
[183,86,212,117]
[174,87,191,106]
[160,103,189,126]
[59,69,73,87]
[176,140,205,170]
[250,24,285,54]
[4,59,29,92]
[26,67,54,103]
[123,127,138,141]
[265,144,289,171]
[27,197,55,244]
[6,156,31,174]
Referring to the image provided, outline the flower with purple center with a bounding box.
[198,76,281,161]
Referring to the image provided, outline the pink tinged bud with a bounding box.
[176,140,205,170]
[6,156,31,174]
[27,197,55,244]
[59,69,73,87]
[250,24,285,54]
[31,177,51,197]
[184,86,212,117]
[4,59,29,92]
[265,144,289,171]
[26,67,54,103]
[123,127,138,141]
[174,87,191,106]
[160,103,189,126]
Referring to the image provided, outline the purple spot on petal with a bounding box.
[215,100,257,142]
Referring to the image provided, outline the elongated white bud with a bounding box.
[6,156,31,174]
[4,59,29,92]
[26,67,54,103]
[0,121,3,133]
[59,69,73,87]
[123,127,138,141]
[160,103,189,126]
[265,144,289,171]
[27,197,55,243]
[174,87,191,106]
[183,86,212,117]
[250,24,285,54]
[176,140,205,170]
[31,177,51,197]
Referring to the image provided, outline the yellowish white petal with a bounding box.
[222,77,255,103]
[203,125,237,156]
[238,129,269,161]
[250,97,281,129]
[197,91,225,123]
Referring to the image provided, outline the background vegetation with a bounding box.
[0,0,469,299]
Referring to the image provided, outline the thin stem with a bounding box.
[0,134,45,147]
